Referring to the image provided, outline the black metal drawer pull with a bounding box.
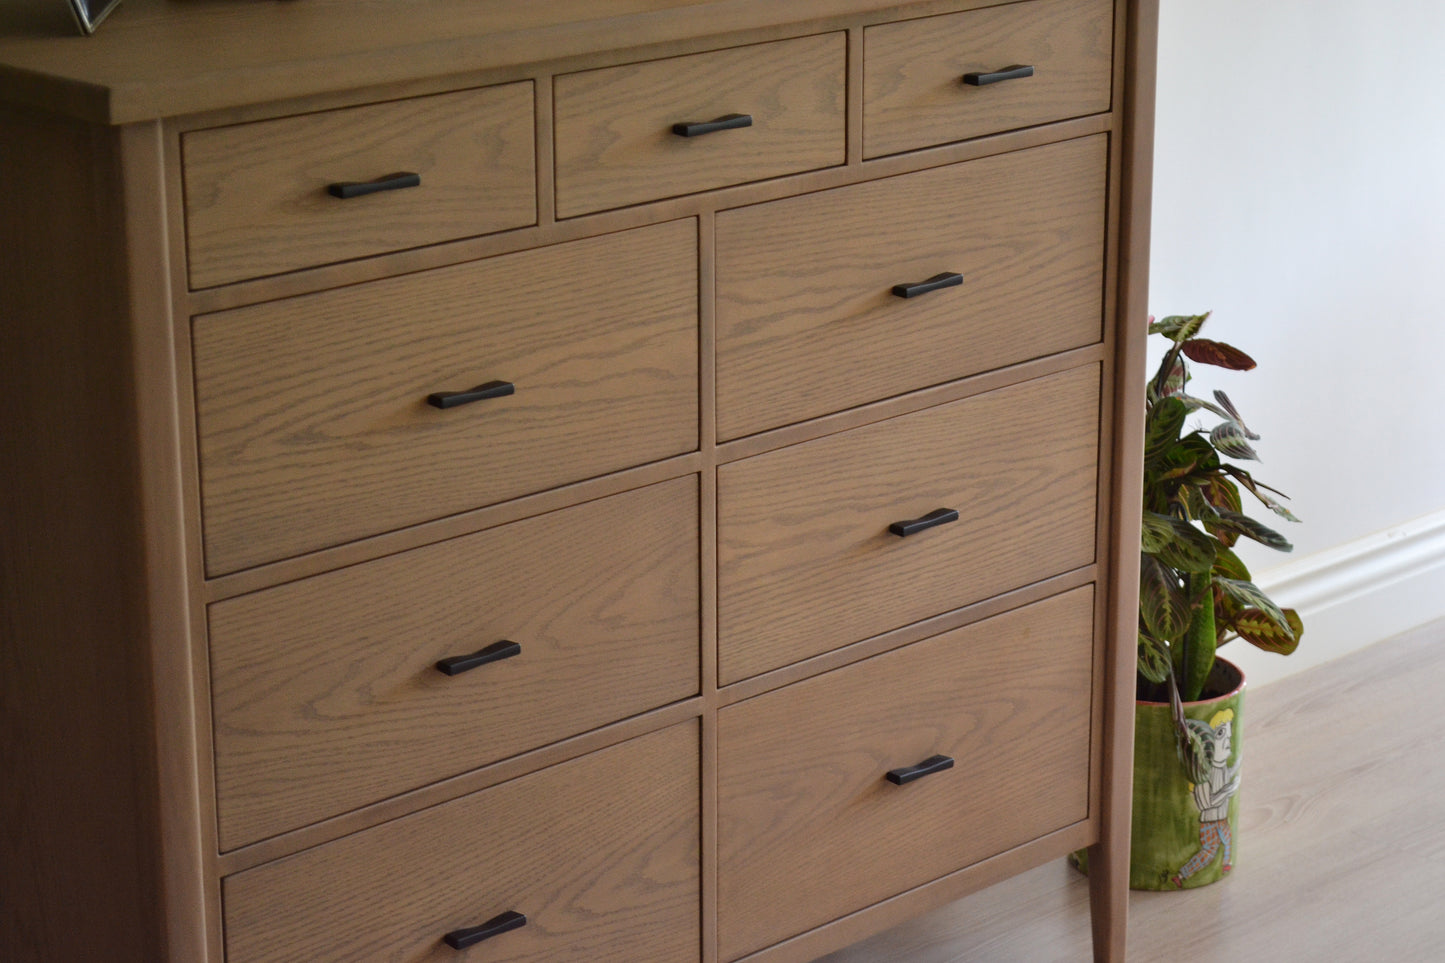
[327,171,422,199]
[672,113,753,137]
[891,271,963,299]
[435,640,522,677]
[427,380,515,410]
[886,754,955,786]
[443,910,527,950]
[963,64,1036,87]
[889,508,959,537]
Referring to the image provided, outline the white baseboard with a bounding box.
[1223,509,1445,688]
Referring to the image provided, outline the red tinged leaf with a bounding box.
[1181,338,1257,370]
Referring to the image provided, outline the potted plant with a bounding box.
[1131,311,1304,889]
[1076,311,1304,890]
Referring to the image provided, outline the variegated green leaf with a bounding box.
[1176,393,1231,418]
[1213,390,1260,439]
[1181,338,1257,370]
[1145,397,1188,466]
[1138,632,1171,684]
[1149,312,1210,342]
[1231,607,1303,655]
[1180,484,1218,522]
[1140,555,1189,640]
[1208,508,1293,551]
[1211,421,1260,461]
[1149,515,1217,573]
[1202,475,1243,515]
[1164,434,1220,475]
[1214,577,1291,633]
[1211,545,1252,582]
[1140,511,1173,553]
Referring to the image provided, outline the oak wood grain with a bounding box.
[223,721,701,963]
[182,82,535,288]
[717,588,1095,961]
[210,477,700,849]
[0,0,1014,125]
[1088,1,1158,958]
[863,0,1114,158]
[193,218,698,575]
[716,363,1100,684]
[0,106,169,961]
[815,620,1445,962]
[555,33,845,217]
[715,133,1107,439]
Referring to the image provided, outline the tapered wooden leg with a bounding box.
[1087,835,1129,961]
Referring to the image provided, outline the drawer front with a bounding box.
[194,218,698,575]
[717,364,1098,684]
[716,134,1107,440]
[210,477,700,850]
[224,721,700,963]
[183,83,536,288]
[864,0,1114,158]
[554,34,845,217]
[717,588,1094,961]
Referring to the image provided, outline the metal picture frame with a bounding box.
[67,0,123,35]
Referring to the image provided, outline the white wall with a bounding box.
[1148,0,1445,686]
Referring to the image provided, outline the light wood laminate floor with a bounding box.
[818,620,1445,962]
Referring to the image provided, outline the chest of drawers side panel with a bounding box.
[1,108,205,961]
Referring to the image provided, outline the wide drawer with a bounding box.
[717,364,1099,684]
[183,83,536,288]
[863,0,1114,158]
[224,721,700,963]
[194,218,698,575]
[717,588,1094,960]
[716,134,1107,439]
[209,477,700,850]
[554,34,845,217]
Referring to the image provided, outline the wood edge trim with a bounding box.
[718,567,1099,707]
[215,696,705,875]
[202,453,703,601]
[717,344,1107,464]
[180,114,1111,315]
[733,819,1097,963]
[116,118,210,960]
[1089,0,1159,957]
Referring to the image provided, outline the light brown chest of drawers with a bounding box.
[0,2,1157,962]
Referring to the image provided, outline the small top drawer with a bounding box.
[194,218,698,575]
[224,721,700,963]
[183,83,536,288]
[717,364,1099,684]
[554,34,845,217]
[863,0,1114,158]
[717,588,1094,960]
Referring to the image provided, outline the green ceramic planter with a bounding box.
[1130,658,1245,890]
[1073,658,1245,890]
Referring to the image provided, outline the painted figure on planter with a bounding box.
[1172,709,1241,887]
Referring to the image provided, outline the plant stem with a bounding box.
[1177,572,1217,702]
